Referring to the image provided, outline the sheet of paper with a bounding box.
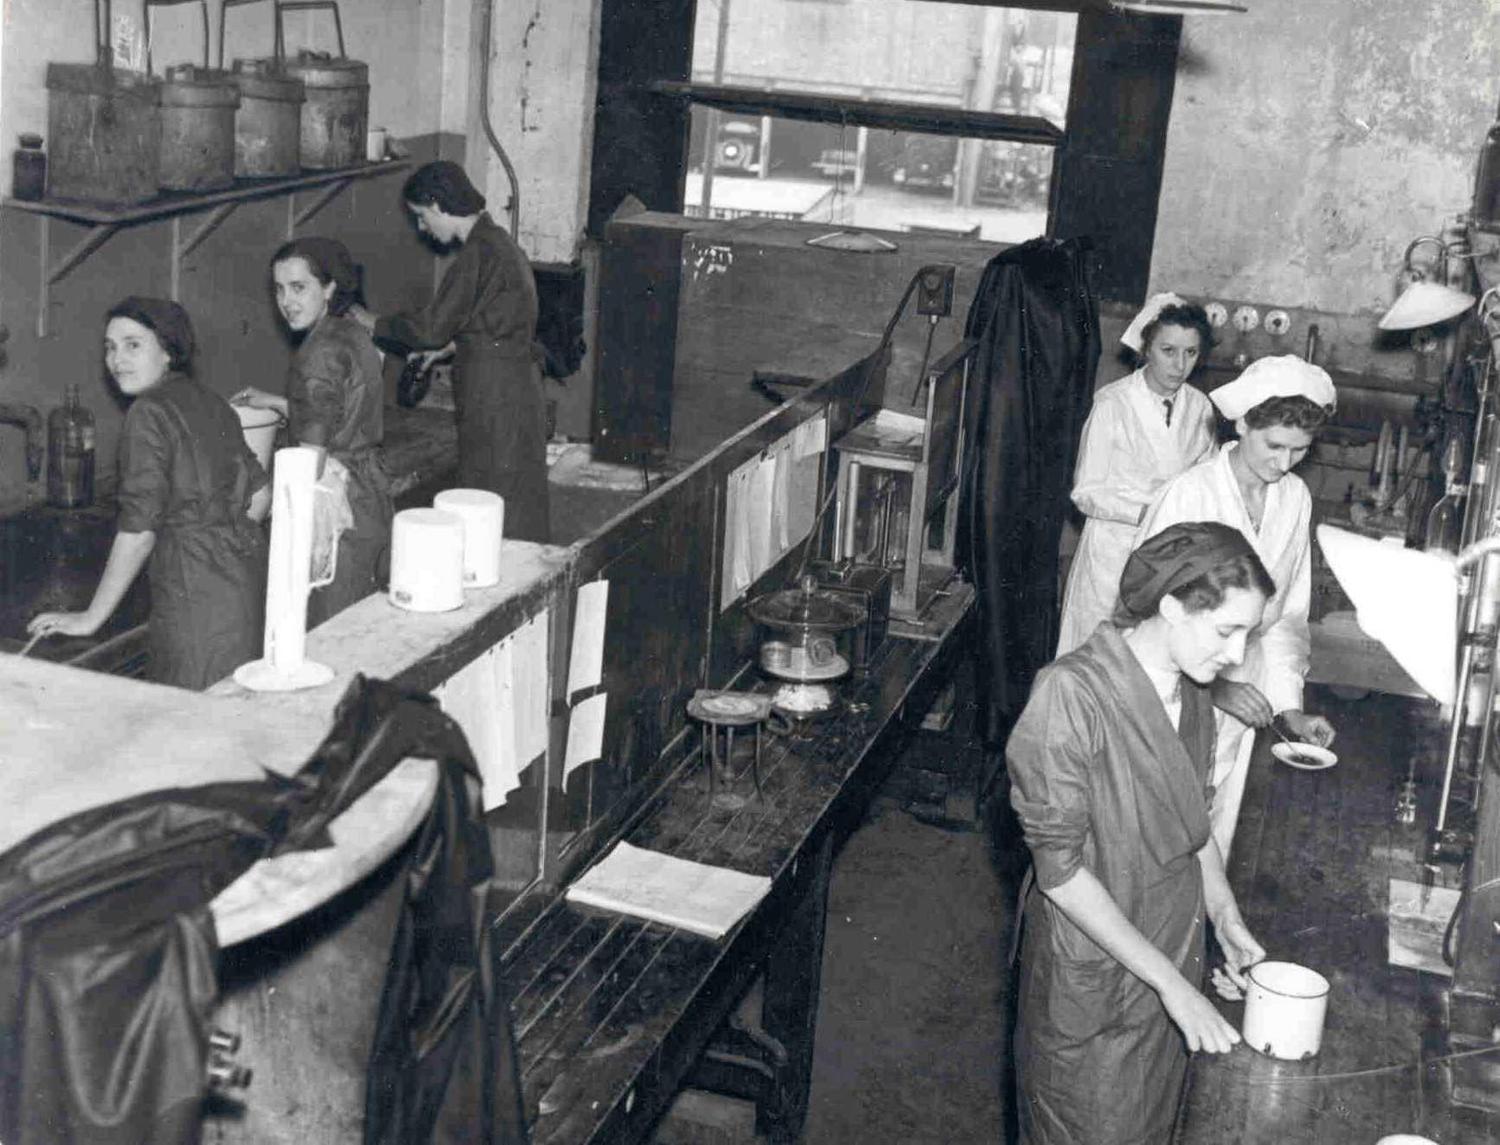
[435,645,519,811]
[722,457,755,609]
[563,692,608,790]
[1387,876,1461,977]
[488,637,519,811]
[564,841,772,940]
[567,579,610,698]
[512,610,551,767]
[747,452,778,577]
[772,446,792,551]
[793,412,827,458]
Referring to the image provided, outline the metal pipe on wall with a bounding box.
[479,0,521,238]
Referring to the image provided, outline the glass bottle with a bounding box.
[47,384,95,509]
[1425,436,1468,555]
[12,133,45,202]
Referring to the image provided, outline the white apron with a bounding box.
[1057,371,1216,655]
[1137,446,1313,859]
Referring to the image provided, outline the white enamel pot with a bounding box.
[1241,960,1330,1061]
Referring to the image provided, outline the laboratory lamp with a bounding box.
[1378,235,1478,331]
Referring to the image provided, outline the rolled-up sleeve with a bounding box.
[115,402,172,533]
[374,245,480,352]
[1007,664,1100,890]
[288,338,349,444]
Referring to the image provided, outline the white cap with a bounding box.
[1120,292,1185,353]
[1210,355,1337,420]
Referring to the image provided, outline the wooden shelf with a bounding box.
[3,159,411,336]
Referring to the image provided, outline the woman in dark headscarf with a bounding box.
[29,297,269,689]
[235,236,392,624]
[350,160,550,542]
[1007,521,1270,1145]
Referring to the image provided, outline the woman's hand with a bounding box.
[346,303,377,333]
[411,341,456,371]
[1208,915,1265,1001]
[1210,678,1273,727]
[231,386,286,415]
[27,610,102,639]
[1157,976,1242,1054]
[1279,709,1336,748]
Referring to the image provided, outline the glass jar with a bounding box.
[12,133,45,202]
[47,383,95,509]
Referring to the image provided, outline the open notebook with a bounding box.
[564,842,773,941]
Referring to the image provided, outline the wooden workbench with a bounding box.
[1177,685,1500,1144]
[498,583,974,1145]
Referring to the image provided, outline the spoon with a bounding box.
[16,630,47,657]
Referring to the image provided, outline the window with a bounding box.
[673,0,1075,241]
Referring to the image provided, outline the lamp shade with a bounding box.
[1315,524,1457,705]
[1378,279,1478,331]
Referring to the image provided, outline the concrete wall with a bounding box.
[1151,0,1500,319]
[470,0,601,265]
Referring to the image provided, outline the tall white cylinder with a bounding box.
[263,446,321,674]
[433,488,505,588]
[388,508,466,612]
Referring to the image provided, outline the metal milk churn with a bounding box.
[230,58,304,178]
[283,51,368,169]
[158,64,240,192]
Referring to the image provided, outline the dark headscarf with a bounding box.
[1115,521,1261,623]
[105,296,194,372]
[272,236,362,315]
[401,160,486,217]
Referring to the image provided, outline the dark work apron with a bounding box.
[451,339,551,544]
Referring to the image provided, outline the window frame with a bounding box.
[587,0,1182,302]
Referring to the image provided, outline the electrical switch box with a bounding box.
[916,265,956,317]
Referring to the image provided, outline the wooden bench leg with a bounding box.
[757,831,835,1143]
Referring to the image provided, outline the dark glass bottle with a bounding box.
[12,133,45,202]
[47,384,95,509]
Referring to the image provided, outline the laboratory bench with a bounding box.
[2,343,975,1142]
[1176,684,1500,1144]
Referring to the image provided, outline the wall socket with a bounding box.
[916,265,956,318]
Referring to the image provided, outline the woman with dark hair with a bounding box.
[235,236,392,624]
[29,297,269,689]
[1138,354,1339,858]
[1009,521,1270,1145]
[1056,294,1218,654]
[350,160,550,542]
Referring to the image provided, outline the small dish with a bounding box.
[1271,741,1338,770]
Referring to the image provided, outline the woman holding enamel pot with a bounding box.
[1056,294,1218,655]
[235,236,393,626]
[1138,355,1339,860]
[351,160,550,542]
[1008,522,1270,1145]
[28,298,270,689]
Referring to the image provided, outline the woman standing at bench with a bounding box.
[1007,522,1268,1145]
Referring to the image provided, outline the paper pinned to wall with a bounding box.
[564,692,608,791]
[567,579,610,699]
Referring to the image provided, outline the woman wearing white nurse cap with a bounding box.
[1137,353,1337,860]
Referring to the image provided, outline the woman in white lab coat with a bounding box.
[1137,355,1339,859]
[1056,296,1218,655]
